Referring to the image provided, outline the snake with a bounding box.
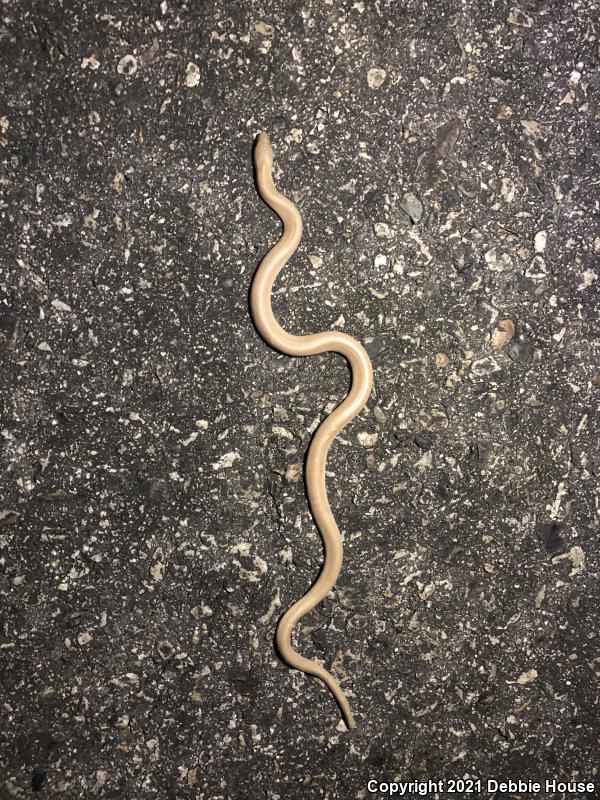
[250,131,373,730]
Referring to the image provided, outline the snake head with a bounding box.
[255,131,273,170]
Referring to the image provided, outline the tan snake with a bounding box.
[250,131,373,730]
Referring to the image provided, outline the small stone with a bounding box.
[311,627,328,649]
[77,632,92,646]
[374,222,393,238]
[505,340,533,362]
[559,90,576,106]
[255,22,274,36]
[180,431,198,447]
[94,771,108,791]
[501,177,515,203]
[373,406,386,423]
[51,299,72,313]
[516,669,538,685]
[552,546,585,576]
[400,192,423,223]
[157,640,175,660]
[434,118,462,157]
[212,451,240,470]
[284,463,302,482]
[367,68,386,89]
[484,248,513,272]
[420,409,448,433]
[0,510,19,527]
[186,769,197,786]
[357,432,378,447]
[490,319,516,351]
[112,171,124,193]
[414,433,433,450]
[581,269,598,287]
[185,62,200,87]
[117,54,138,76]
[191,603,213,620]
[435,352,449,368]
[470,356,501,377]
[521,119,548,140]
[507,7,533,27]
[83,209,100,229]
[53,213,73,227]
[81,54,100,70]
[534,230,547,253]
[419,583,435,601]
[364,335,386,358]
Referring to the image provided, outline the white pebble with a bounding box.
[357,432,378,447]
[185,62,200,87]
[367,68,386,89]
[534,230,547,253]
[51,299,72,313]
[516,668,538,685]
[374,222,393,239]
[212,451,240,470]
[117,54,138,76]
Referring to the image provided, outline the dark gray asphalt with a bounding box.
[1,1,599,797]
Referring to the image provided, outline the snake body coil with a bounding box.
[250,132,373,730]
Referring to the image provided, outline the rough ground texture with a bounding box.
[1,0,599,797]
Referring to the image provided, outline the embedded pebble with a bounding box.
[357,432,378,447]
[185,62,200,87]
[0,510,20,527]
[116,54,138,75]
[516,669,538,685]
[284,463,302,482]
[490,319,516,351]
[367,68,386,88]
[255,22,274,37]
[534,230,547,253]
[484,248,513,271]
[400,192,423,223]
[501,177,515,203]
[51,299,73,313]
[374,222,393,238]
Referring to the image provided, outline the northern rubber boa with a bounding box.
[250,131,373,730]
